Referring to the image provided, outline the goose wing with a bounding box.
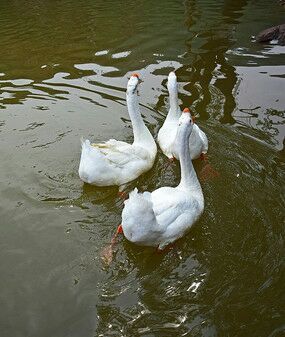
[91,139,150,168]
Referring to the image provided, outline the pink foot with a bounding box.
[101,225,123,265]
[116,224,123,234]
[199,153,208,161]
[198,153,220,182]
[101,245,113,265]
[118,191,127,200]
[156,242,175,253]
[199,163,220,182]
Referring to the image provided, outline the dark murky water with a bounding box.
[0,1,284,336]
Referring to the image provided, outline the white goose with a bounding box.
[78,74,157,186]
[121,109,204,249]
[157,72,208,160]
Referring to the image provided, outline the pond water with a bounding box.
[0,1,284,336]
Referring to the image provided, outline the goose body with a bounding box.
[157,72,208,160]
[121,109,204,249]
[78,75,157,186]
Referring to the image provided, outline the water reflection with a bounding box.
[0,0,284,337]
[94,119,284,336]
[181,0,248,123]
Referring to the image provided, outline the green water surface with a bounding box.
[0,1,284,336]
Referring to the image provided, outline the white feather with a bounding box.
[78,76,157,186]
[122,112,204,249]
[157,71,208,160]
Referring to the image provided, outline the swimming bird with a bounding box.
[255,23,285,46]
[78,74,157,187]
[121,108,204,249]
[157,72,208,161]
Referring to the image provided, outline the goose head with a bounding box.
[167,71,178,93]
[171,108,193,159]
[166,71,180,119]
[127,73,140,95]
[177,107,194,138]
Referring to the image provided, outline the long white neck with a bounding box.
[167,85,181,121]
[177,125,201,191]
[126,89,156,151]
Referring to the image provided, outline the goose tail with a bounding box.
[122,188,158,244]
